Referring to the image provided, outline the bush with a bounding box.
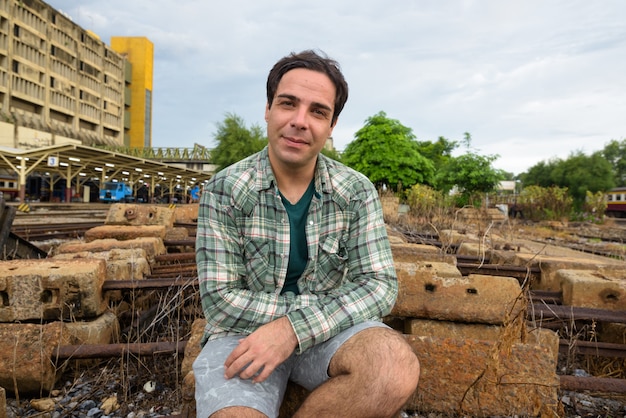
[405,184,454,220]
[517,185,573,221]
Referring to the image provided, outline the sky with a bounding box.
[46,0,626,175]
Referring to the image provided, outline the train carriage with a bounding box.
[0,175,19,201]
[605,187,626,218]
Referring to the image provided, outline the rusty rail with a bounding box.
[560,375,626,393]
[457,262,540,281]
[560,339,626,358]
[102,276,197,291]
[530,303,626,324]
[54,341,187,360]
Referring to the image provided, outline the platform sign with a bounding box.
[47,155,59,167]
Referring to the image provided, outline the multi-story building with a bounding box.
[0,0,151,151]
[111,36,153,149]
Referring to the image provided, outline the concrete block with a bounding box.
[105,204,176,227]
[406,318,560,361]
[0,259,107,321]
[62,312,121,368]
[390,243,455,265]
[406,318,504,341]
[165,227,190,241]
[65,311,120,345]
[84,225,167,242]
[404,334,559,417]
[181,371,197,418]
[490,251,624,291]
[456,242,495,259]
[52,248,151,281]
[0,322,75,393]
[558,269,626,311]
[174,204,198,223]
[392,262,524,325]
[55,237,166,262]
[181,318,205,378]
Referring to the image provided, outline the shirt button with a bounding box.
[309,220,314,225]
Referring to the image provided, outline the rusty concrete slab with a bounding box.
[0,259,107,321]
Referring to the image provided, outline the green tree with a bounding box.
[601,138,626,187]
[211,113,266,172]
[415,136,458,168]
[521,151,614,210]
[519,159,559,188]
[341,111,434,191]
[434,133,504,205]
[550,151,614,210]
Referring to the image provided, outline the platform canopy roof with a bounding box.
[0,143,213,188]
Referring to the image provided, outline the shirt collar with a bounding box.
[255,146,332,197]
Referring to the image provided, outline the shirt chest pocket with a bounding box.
[243,239,273,291]
[310,234,348,292]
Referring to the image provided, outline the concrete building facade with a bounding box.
[0,0,146,151]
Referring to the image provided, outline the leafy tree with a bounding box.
[550,151,614,209]
[211,113,266,172]
[519,159,559,188]
[415,136,458,168]
[521,151,614,210]
[341,111,434,191]
[601,138,626,187]
[434,133,505,205]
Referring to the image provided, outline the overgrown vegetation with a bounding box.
[209,112,626,218]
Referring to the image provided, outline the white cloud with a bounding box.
[48,0,626,175]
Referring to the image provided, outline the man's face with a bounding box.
[265,68,336,172]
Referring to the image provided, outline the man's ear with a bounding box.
[264,102,270,122]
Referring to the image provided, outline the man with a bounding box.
[194,50,420,418]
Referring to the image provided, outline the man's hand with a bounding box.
[223,316,298,383]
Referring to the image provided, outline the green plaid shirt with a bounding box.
[195,147,397,353]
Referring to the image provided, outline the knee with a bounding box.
[360,329,420,399]
[386,336,420,397]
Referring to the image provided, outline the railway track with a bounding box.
[11,221,105,240]
[4,208,626,399]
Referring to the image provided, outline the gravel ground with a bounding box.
[5,367,625,417]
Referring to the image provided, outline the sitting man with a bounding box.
[194,49,420,418]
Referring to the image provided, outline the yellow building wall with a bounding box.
[110,37,154,149]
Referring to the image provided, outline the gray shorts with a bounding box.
[192,320,389,418]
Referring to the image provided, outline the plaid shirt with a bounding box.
[195,147,397,353]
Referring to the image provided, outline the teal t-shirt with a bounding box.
[279,180,315,295]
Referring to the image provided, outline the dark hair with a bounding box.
[266,50,349,127]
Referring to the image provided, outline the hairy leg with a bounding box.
[294,327,420,418]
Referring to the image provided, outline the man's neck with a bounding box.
[272,163,316,205]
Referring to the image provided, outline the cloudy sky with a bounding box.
[47,0,626,175]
